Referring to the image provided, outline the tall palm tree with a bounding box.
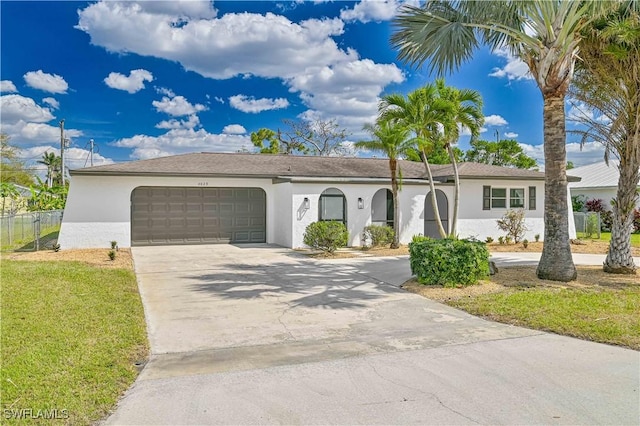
[434,79,484,235]
[391,1,622,281]
[379,85,452,238]
[38,152,61,188]
[570,3,640,274]
[355,120,413,248]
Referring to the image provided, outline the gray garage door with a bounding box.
[131,187,266,246]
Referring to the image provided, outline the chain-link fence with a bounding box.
[0,210,64,252]
[573,211,601,239]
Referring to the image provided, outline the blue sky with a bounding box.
[1,0,607,175]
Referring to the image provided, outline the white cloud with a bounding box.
[153,95,207,116]
[519,141,606,168]
[288,59,404,132]
[489,48,532,81]
[42,97,60,110]
[112,128,250,159]
[156,87,176,97]
[0,94,82,154]
[76,2,405,135]
[566,101,611,124]
[340,0,400,23]
[21,145,113,171]
[134,0,217,19]
[484,114,508,126]
[222,124,246,134]
[0,80,17,93]
[155,114,200,130]
[0,94,54,123]
[213,96,224,104]
[504,131,518,138]
[2,120,83,146]
[77,4,349,80]
[104,69,153,93]
[229,95,290,114]
[23,70,69,94]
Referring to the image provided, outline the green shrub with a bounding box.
[498,236,505,245]
[108,250,116,261]
[408,238,490,287]
[362,225,395,247]
[303,221,349,253]
[485,236,494,244]
[522,239,529,249]
[534,234,540,242]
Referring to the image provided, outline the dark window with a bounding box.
[510,188,525,208]
[529,186,536,210]
[491,188,507,208]
[319,188,346,223]
[386,189,394,228]
[483,186,491,210]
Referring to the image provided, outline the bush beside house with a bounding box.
[303,221,349,253]
[409,237,490,287]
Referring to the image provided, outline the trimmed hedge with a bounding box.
[303,221,349,253]
[409,237,490,287]
[363,224,395,247]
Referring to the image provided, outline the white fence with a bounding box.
[0,210,64,251]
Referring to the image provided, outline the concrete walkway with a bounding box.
[106,245,639,425]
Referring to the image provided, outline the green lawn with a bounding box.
[449,286,640,350]
[1,261,148,424]
[576,231,640,246]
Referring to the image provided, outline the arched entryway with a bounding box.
[424,190,448,238]
[371,188,393,228]
[319,188,347,224]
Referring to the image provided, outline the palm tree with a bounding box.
[569,3,640,274]
[434,79,484,235]
[355,121,413,248]
[391,1,622,281]
[379,85,452,238]
[38,152,61,188]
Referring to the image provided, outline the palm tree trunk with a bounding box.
[537,93,577,282]
[390,158,400,249]
[446,144,459,237]
[421,147,447,238]
[604,156,639,274]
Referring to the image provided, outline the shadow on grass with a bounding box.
[7,230,59,252]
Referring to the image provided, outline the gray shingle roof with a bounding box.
[71,152,565,181]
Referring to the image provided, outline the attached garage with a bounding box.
[131,186,266,246]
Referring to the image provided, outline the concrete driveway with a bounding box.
[107,245,639,425]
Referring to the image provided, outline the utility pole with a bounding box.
[60,119,65,186]
[89,139,95,166]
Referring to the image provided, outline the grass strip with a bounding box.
[448,286,640,350]
[1,260,148,425]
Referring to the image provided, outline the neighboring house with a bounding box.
[58,153,578,249]
[1,184,32,215]
[569,161,640,209]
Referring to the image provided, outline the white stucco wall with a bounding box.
[289,182,453,248]
[58,175,277,249]
[59,173,576,249]
[457,179,576,241]
[271,182,293,247]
